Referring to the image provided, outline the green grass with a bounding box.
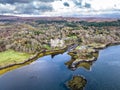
[43,44,51,50]
[0,50,32,67]
[67,35,77,39]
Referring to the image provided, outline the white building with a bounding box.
[50,39,64,48]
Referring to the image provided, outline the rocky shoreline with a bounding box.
[67,75,87,90]
[0,17,120,90]
[66,41,120,90]
[0,41,120,73]
[0,41,120,90]
[66,41,120,70]
[0,47,67,70]
[0,18,120,71]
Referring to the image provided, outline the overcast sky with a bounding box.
[0,0,120,17]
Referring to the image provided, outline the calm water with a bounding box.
[0,45,120,90]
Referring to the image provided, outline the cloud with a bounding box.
[0,1,53,15]
[0,0,120,17]
[63,2,70,7]
[0,0,55,4]
[0,3,15,14]
[38,0,55,3]
[84,3,91,8]
[0,0,30,4]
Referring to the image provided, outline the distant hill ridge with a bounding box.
[0,15,118,22]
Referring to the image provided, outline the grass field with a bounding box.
[0,50,32,68]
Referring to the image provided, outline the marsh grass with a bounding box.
[0,50,32,67]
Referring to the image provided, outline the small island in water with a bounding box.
[0,16,120,90]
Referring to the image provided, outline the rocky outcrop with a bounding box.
[67,75,87,90]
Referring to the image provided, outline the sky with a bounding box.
[0,0,120,17]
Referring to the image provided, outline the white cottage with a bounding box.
[50,39,64,48]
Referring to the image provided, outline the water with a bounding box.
[0,45,120,90]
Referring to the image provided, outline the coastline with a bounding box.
[0,16,120,73]
[0,41,120,74]
[66,41,120,70]
[0,47,67,70]
[0,41,120,89]
[66,41,120,90]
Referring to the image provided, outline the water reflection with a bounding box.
[0,50,65,75]
[0,45,120,90]
[65,55,96,90]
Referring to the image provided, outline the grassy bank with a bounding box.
[0,50,33,68]
[0,48,67,75]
